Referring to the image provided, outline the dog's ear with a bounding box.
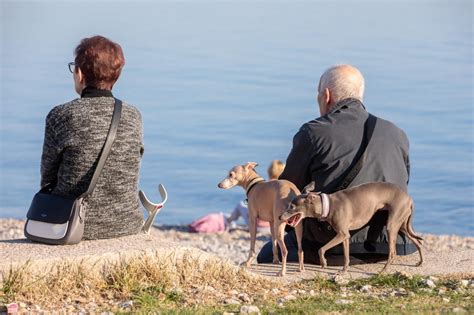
[303,181,316,194]
[245,162,259,170]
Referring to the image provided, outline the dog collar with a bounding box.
[246,176,265,196]
[320,193,330,219]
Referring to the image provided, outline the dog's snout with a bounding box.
[278,215,282,220]
[218,183,223,188]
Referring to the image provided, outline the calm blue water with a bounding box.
[1,1,472,236]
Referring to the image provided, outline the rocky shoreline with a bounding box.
[1,218,473,314]
[1,218,473,265]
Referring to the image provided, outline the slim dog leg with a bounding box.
[381,222,399,274]
[400,224,423,267]
[276,223,288,276]
[245,214,257,267]
[342,238,350,273]
[295,223,305,272]
[271,221,279,264]
[318,232,347,269]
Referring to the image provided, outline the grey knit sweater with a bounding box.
[40,88,144,239]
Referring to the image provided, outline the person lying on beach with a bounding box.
[257,64,417,264]
[40,36,144,240]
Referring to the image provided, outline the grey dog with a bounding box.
[280,182,423,273]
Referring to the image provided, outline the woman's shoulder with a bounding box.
[122,101,142,122]
[45,98,81,126]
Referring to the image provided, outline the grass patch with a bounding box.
[1,255,472,313]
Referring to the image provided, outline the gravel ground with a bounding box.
[1,218,473,265]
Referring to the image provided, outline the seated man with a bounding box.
[257,64,417,263]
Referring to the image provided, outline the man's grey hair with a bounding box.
[319,64,365,103]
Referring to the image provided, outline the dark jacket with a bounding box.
[280,98,415,255]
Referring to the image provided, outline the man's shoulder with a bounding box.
[372,114,409,144]
[296,116,333,142]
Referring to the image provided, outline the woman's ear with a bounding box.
[77,67,85,84]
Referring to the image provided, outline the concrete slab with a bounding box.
[1,232,472,283]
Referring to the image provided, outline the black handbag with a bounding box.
[24,98,122,245]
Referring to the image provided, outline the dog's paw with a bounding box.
[319,258,327,269]
[298,266,305,272]
[272,259,280,265]
[415,261,422,267]
[277,270,286,277]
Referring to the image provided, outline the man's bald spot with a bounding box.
[319,64,365,104]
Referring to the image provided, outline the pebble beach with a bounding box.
[1,218,473,265]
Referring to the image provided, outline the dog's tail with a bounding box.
[407,202,423,241]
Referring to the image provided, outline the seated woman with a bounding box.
[40,36,144,239]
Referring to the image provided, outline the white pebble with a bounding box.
[336,299,353,305]
[238,293,251,303]
[224,298,240,305]
[360,285,372,293]
[240,305,260,314]
[423,279,436,288]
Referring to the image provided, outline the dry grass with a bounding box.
[0,250,279,312]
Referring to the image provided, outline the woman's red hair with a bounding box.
[74,36,125,90]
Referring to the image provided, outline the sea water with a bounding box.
[1,1,472,235]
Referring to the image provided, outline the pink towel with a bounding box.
[188,213,226,233]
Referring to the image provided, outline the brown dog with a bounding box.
[218,162,304,276]
[280,182,423,273]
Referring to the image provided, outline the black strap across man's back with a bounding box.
[334,113,377,192]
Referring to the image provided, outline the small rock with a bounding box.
[394,271,413,279]
[229,289,239,295]
[309,290,316,296]
[459,280,469,287]
[240,305,260,314]
[438,288,446,295]
[271,288,280,294]
[335,299,353,305]
[331,274,349,285]
[443,297,450,303]
[222,312,235,315]
[290,289,298,295]
[224,298,240,305]
[284,294,297,301]
[298,289,306,295]
[238,293,251,303]
[423,279,436,288]
[452,307,466,313]
[428,276,439,282]
[18,302,27,309]
[119,300,133,309]
[456,287,466,294]
[360,285,372,293]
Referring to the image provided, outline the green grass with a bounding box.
[1,256,472,314]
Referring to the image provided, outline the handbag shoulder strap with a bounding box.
[335,113,377,191]
[80,98,122,199]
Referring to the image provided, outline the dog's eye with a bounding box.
[229,173,233,178]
